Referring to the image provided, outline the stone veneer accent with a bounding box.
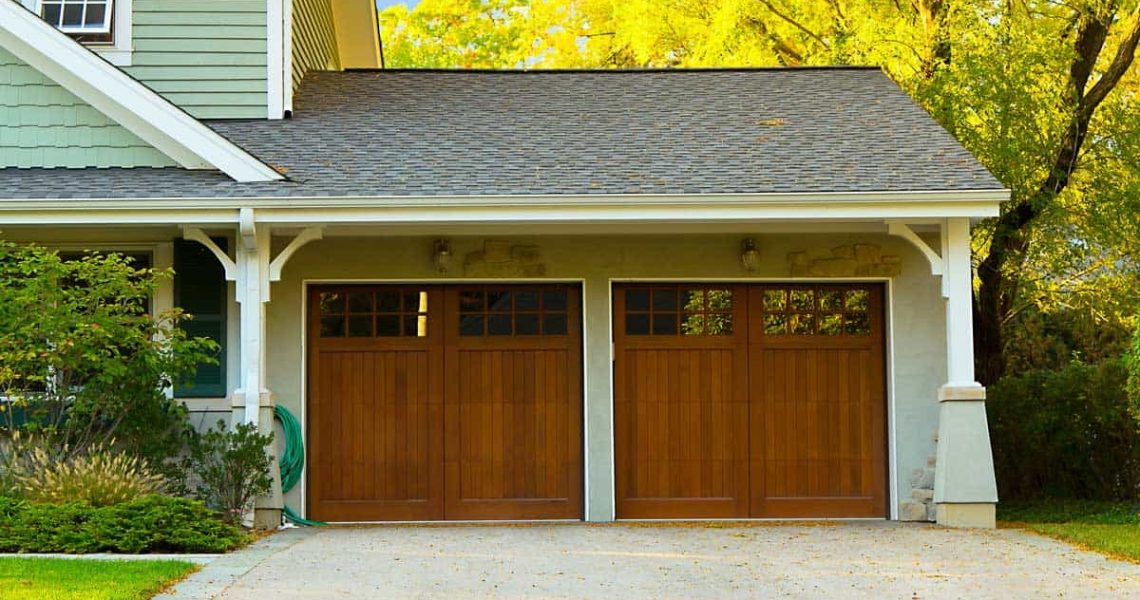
[463,240,546,277]
[788,244,902,277]
[899,429,938,521]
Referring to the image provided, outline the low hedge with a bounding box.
[0,495,248,554]
[988,358,1140,501]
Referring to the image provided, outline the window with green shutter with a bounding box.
[174,239,228,398]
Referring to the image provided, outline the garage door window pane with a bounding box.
[320,316,345,337]
[845,312,871,336]
[460,315,484,336]
[819,290,843,312]
[764,314,787,335]
[626,313,650,335]
[515,314,540,335]
[544,314,568,335]
[376,315,401,337]
[790,290,815,311]
[488,315,512,335]
[624,289,649,311]
[348,316,373,337]
[790,313,815,335]
[377,291,400,312]
[515,291,540,311]
[320,292,345,315]
[763,290,786,311]
[347,292,373,314]
[652,289,678,311]
[819,313,844,335]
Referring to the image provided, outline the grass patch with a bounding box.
[998,501,1140,563]
[0,557,196,600]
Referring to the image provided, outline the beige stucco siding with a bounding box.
[266,233,946,521]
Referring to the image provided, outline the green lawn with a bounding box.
[999,501,1140,563]
[0,558,197,600]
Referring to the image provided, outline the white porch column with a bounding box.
[933,217,998,528]
[232,209,284,528]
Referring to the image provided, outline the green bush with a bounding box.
[0,242,216,466]
[15,446,165,507]
[988,358,1140,501]
[184,421,273,525]
[0,495,247,554]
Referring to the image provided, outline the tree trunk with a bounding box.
[972,7,1140,384]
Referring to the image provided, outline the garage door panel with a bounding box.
[614,285,750,518]
[748,285,887,518]
[308,345,444,521]
[444,286,582,520]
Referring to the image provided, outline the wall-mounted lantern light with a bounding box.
[740,238,760,272]
[432,239,453,274]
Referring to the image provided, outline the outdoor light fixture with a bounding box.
[740,238,760,272]
[432,239,453,273]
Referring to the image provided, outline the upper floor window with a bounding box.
[40,1,113,39]
[25,0,131,65]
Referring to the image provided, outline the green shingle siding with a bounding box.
[0,47,174,169]
[127,0,269,120]
[292,0,340,93]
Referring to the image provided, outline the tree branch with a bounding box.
[1081,8,1140,117]
[755,0,830,48]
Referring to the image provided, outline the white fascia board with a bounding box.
[0,189,1006,226]
[0,1,283,182]
[0,188,1010,211]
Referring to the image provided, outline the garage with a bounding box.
[307,284,583,522]
[614,283,887,519]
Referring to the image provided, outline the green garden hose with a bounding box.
[274,405,325,527]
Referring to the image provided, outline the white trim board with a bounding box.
[0,195,1005,227]
[0,0,282,182]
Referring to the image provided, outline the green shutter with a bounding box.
[174,239,228,398]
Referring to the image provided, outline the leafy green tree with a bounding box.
[0,243,216,467]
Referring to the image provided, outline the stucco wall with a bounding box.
[265,233,947,521]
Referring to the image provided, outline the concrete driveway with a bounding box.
[160,522,1140,599]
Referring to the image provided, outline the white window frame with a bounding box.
[25,0,132,66]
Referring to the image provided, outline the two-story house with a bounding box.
[0,0,1005,529]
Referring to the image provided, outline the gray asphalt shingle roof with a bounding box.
[0,68,1003,200]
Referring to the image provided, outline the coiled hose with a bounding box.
[274,405,325,526]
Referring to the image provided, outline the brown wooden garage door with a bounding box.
[307,284,582,522]
[614,283,886,519]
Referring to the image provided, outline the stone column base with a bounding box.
[253,507,282,530]
[936,503,995,529]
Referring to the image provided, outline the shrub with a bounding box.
[988,358,1140,501]
[184,421,273,525]
[0,495,247,553]
[15,446,165,507]
[0,242,216,466]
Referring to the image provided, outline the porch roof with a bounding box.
[0,68,1005,201]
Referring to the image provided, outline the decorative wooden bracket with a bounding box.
[887,221,948,297]
[269,227,324,282]
[181,223,323,292]
[181,226,236,281]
